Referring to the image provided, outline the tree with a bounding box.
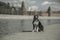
[40,11,42,16]
[47,6,51,16]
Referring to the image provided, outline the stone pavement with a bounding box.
[1,24,60,40]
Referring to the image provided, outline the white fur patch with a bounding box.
[34,20,39,25]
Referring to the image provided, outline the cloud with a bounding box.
[30,1,36,4]
[14,4,21,7]
[28,6,38,11]
[42,1,49,5]
[42,1,60,6]
[41,1,60,11]
[9,0,31,7]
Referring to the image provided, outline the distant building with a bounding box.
[0,1,11,14]
[20,1,26,15]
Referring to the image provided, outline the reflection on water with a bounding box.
[0,19,60,40]
[0,19,8,35]
[20,20,24,31]
[0,19,60,35]
[47,19,51,25]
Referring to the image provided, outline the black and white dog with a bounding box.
[38,20,44,32]
[32,15,44,32]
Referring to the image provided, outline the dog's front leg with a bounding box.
[36,27,39,32]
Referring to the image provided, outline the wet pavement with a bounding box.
[0,15,60,40]
[0,24,60,40]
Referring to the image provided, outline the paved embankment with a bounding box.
[1,24,60,40]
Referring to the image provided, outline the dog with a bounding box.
[38,21,44,32]
[32,19,44,32]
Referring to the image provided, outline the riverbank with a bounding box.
[1,24,60,40]
[0,15,60,19]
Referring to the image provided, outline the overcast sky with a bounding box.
[0,0,60,11]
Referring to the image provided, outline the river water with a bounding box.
[0,19,60,40]
[0,19,60,34]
